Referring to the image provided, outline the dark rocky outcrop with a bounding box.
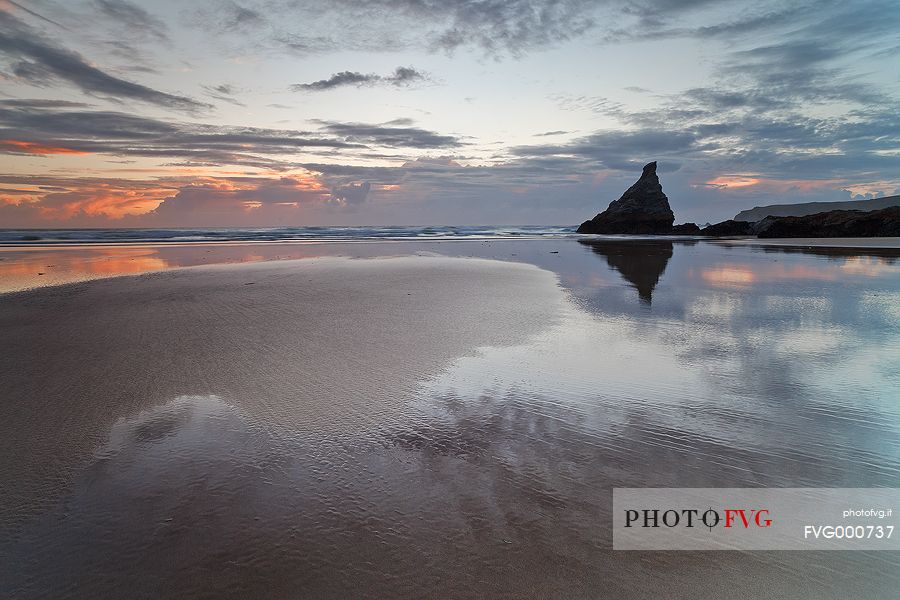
[756,206,900,238]
[671,223,700,234]
[699,220,754,236]
[577,162,675,234]
[700,206,900,238]
[734,194,900,221]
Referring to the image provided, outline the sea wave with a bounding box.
[0,225,578,245]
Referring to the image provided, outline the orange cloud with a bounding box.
[0,170,351,226]
[0,139,89,155]
[842,181,900,197]
[36,185,174,219]
[699,175,848,193]
[704,175,760,189]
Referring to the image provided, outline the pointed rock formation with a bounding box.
[577,161,675,234]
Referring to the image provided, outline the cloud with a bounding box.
[202,83,246,106]
[220,2,265,31]
[149,175,329,222]
[249,0,602,58]
[0,101,366,168]
[94,0,169,42]
[513,130,699,170]
[3,0,68,30]
[0,139,90,155]
[291,66,427,91]
[330,181,371,205]
[0,175,178,221]
[292,71,373,91]
[0,102,464,170]
[0,172,379,226]
[190,1,265,33]
[0,12,207,111]
[314,120,462,149]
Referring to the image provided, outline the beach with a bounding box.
[2,238,900,598]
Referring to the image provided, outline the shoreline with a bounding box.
[3,235,900,295]
[709,236,900,249]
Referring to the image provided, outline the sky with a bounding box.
[0,0,899,228]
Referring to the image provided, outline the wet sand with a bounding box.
[2,246,899,599]
[0,256,561,525]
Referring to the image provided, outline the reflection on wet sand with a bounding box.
[5,237,900,297]
[0,243,337,293]
[578,239,673,304]
[0,256,561,536]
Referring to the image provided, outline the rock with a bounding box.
[734,195,900,221]
[577,162,675,234]
[748,217,778,236]
[756,206,900,238]
[699,220,754,236]
[671,223,700,234]
[700,206,900,238]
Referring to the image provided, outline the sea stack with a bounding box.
[577,161,675,234]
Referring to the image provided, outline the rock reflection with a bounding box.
[578,240,673,304]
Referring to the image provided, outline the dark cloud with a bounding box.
[383,0,597,55]
[0,103,464,169]
[10,59,53,84]
[257,0,601,57]
[0,12,207,111]
[292,71,373,91]
[194,1,266,33]
[102,40,160,73]
[0,99,89,109]
[391,66,424,84]
[0,103,365,168]
[94,0,169,41]
[513,130,698,171]
[202,84,246,106]
[331,181,371,205]
[291,66,427,91]
[517,1,900,188]
[314,120,462,149]
[222,2,265,30]
[4,0,69,30]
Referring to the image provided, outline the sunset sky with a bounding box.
[1,0,899,227]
